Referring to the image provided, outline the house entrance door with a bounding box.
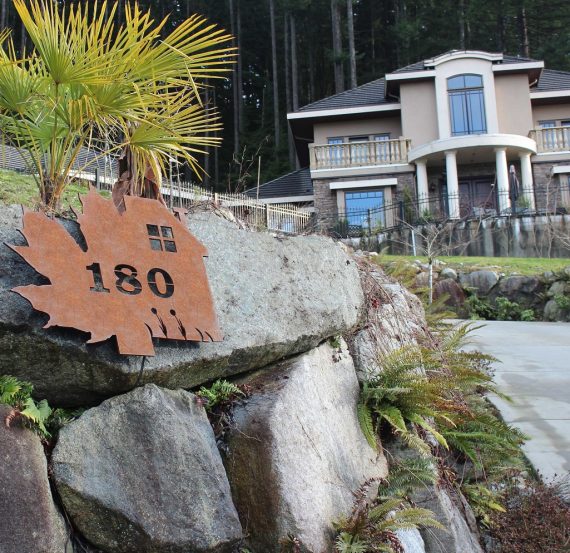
[458,177,496,217]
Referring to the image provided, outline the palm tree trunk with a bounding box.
[1,0,7,29]
[269,0,280,148]
[459,0,466,49]
[237,0,244,133]
[346,0,357,89]
[331,0,344,93]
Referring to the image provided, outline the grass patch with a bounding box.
[376,254,569,275]
[0,169,109,212]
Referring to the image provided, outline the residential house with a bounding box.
[254,50,570,234]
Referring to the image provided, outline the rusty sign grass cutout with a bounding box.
[9,187,222,356]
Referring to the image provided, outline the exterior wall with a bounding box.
[313,172,415,228]
[532,103,570,127]
[495,74,533,135]
[433,58,499,139]
[400,81,438,148]
[532,160,570,210]
[313,116,402,144]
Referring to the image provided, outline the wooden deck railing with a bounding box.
[309,138,411,170]
[529,127,570,153]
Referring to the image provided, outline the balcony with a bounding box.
[309,138,411,171]
[529,126,570,153]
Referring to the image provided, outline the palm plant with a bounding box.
[0,0,233,211]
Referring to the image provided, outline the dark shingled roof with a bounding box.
[297,78,397,113]
[535,68,570,91]
[244,168,313,200]
[392,52,538,74]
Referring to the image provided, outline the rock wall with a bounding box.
[0,204,483,553]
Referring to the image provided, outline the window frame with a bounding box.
[447,73,487,136]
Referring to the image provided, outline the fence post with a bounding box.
[265,204,271,229]
[367,209,372,236]
[399,200,405,225]
[95,168,100,190]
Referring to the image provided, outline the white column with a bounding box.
[416,160,429,215]
[519,152,536,211]
[445,150,460,219]
[495,147,511,213]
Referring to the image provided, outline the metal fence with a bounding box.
[319,185,570,239]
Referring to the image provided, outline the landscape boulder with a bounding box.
[0,404,69,553]
[52,384,242,553]
[225,339,387,553]
[0,205,364,405]
[351,260,428,379]
[433,278,467,317]
[459,270,499,296]
[489,275,544,309]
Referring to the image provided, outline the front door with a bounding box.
[458,177,496,217]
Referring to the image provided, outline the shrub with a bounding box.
[488,481,570,553]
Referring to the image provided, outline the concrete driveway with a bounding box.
[466,320,570,482]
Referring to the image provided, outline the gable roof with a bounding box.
[535,68,570,91]
[244,168,313,200]
[296,78,396,114]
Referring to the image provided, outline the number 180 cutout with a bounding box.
[9,187,223,356]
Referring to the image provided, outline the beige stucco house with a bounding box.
[251,50,570,233]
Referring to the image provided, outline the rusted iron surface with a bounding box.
[9,187,222,356]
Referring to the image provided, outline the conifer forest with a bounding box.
[1,0,569,190]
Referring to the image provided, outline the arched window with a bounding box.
[448,74,487,136]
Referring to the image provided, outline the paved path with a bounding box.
[466,320,570,482]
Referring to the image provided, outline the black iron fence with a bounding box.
[319,185,570,239]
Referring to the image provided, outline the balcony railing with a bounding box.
[529,126,570,153]
[309,138,411,170]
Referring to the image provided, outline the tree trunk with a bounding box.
[518,6,530,57]
[284,15,295,169]
[290,15,299,111]
[229,0,240,154]
[1,0,7,29]
[236,0,244,132]
[269,0,280,148]
[203,83,211,190]
[19,19,25,55]
[459,0,466,49]
[331,0,344,93]
[308,47,315,103]
[346,0,357,89]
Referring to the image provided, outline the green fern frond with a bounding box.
[334,532,367,553]
[375,507,445,532]
[408,413,448,449]
[357,402,377,450]
[20,398,52,437]
[197,379,244,410]
[378,458,437,499]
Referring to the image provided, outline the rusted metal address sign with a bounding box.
[9,187,222,356]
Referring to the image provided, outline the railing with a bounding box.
[320,186,569,239]
[97,178,313,235]
[309,138,411,170]
[529,126,570,153]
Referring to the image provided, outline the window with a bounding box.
[327,137,344,166]
[147,224,177,252]
[344,190,385,229]
[374,134,391,162]
[349,136,369,165]
[448,74,487,136]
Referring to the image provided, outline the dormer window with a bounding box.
[448,74,487,136]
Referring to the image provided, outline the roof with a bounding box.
[295,51,543,114]
[296,78,396,113]
[535,68,570,91]
[392,51,538,74]
[244,168,313,200]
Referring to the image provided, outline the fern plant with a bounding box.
[0,375,52,437]
[197,379,244,411]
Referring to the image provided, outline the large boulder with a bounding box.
[416,484,484,553]
[350,259,428,380]
[0,405,69,553]
[433,278,467,317]
[0,206,364,405]
[489,275,543,308]
[459,270,499,296]
[52,385,242,553]
[225,340,387,553]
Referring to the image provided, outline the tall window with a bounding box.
[448,74,487,136]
